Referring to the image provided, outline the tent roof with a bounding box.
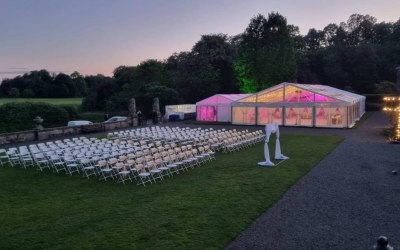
[235,83,365,104]
[196,94,251,105]
[292,83,365,103]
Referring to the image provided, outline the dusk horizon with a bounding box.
[1,0,400,80]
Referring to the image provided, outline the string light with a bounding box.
[383,96,400,143]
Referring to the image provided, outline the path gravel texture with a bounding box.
[226,112,400,249]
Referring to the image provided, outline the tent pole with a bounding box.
[312,105,316,127]
[283,106,286,126]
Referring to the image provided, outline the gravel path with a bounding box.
[226,112,400,249]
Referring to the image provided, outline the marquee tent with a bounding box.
[165,104,196,120]
[231,83,365,128]
[196,94,251,122]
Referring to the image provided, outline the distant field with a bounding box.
[0,98,82,106]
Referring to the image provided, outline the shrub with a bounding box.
[9,88,20,97]
[374,81,397,94]
[59,105,80,120]
[22,89,35,98]
[0,102,69,133]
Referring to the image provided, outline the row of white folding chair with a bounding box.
[91,141,217,186]
[34,139,181,177]
[222,131,264,153]
[1,148,23,167]
[116,144,214,186]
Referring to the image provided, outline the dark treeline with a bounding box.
[0,70,88,98]
[1,13,400,115]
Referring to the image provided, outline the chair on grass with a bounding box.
[96,160,114,181]
[192,148,206,164]
[64,157,80,175]
[203,145,216,161]
[126,159,138,181]
[165,153,180,175]
[49,155,66,173]
[33,153,50,171]
[146,160,163,182]
[6,150,21,167]
[79,157,97,178]
[115,162,132,184]
[0,149,10,167]
[19,151,34,168]
[154,153,171,177]
[135,159,152,186]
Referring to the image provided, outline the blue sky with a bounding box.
[0,0,399,79]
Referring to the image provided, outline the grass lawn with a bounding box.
[0,98,82,106]
[0,134,342,249]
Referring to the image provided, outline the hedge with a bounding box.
[59,105,80,120]
[0,102,69,133]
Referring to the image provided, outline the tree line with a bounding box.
[0,70,88,98]
[1,12,400,115]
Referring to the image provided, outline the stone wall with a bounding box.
[38,126,82,141]
[0,130,36,145]
[0,120,131,146]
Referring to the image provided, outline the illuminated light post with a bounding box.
[382,66,400,143]
[383,96,400,143]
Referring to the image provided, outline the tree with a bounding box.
[71,71,88,97]
[191,34,238,93]
[166,51,219,103]
[110,60,172,114]
[9,88,20,97]
[22,89,35,98]
[235,12,297,92]
[343,44,380,93]
[304,28,325,50]
[51,73,72,98]
[82,75,118,111]
[346,14,377,45]
[374,81,397,94]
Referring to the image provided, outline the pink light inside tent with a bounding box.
[315,94,337,102]
[196,106,217,121]
[285,91,337,103]
[286,90,314,102]
[273,108,281,119]
[287,107,296,118]
[260,109,267,121]
[317,107,325,118]
[196,94,251,122]
[208,106,217,121]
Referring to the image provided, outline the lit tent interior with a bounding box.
[196,94,251,122]
[231,83,365,128]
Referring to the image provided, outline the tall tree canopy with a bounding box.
[235,13,297,92]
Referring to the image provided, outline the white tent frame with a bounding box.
[232,82,366,128]
[196,94,251,122]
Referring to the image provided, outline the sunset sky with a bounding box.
[1,0,399,80]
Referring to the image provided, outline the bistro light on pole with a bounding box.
[383,96,400,143]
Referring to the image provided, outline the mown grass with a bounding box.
[0,98,82,106]
[0,134,342,249]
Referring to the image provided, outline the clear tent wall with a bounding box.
[231,83,365,128]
